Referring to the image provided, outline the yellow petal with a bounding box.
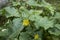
[34,34,39,40]
[23,19,30,26]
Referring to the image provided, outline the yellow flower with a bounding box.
[23,19,30,26]
[34,34,39,40]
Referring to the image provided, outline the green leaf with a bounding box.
[42,1,55,15]
[54,12,60,18]
[19,32,30,40]
[34,17,54,29]
[4,7,20,17]
[26,0,38,6]
[55,24,60,30]
[0,28,9,36]
[12,18,23,32]
[29,10,43,21]
[29,10,43,15]
[19,6,29,18]
[12,2,21,6]
[8,18,24,39]
[48,27,60,36]
[26,0,43,7]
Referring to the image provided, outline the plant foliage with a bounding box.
[0,0,60,40]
